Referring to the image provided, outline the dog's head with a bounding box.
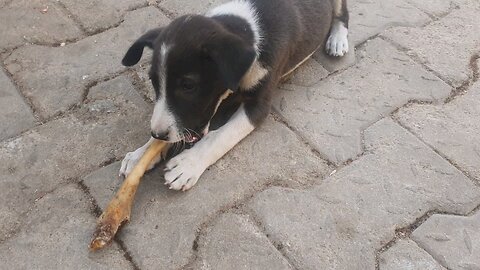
[122,15,256,142]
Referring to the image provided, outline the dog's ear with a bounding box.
[204,33,256,91]
[122,28,163,66]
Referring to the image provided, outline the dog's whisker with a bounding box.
[187,128,201,139]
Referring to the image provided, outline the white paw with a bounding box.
[326,28,349,57]
[164,149,207,191]
[119,147,160,177]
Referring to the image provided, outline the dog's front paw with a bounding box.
[326,30,349,57]
[164,149,207,191]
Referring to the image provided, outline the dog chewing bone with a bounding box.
[89,139,167,251]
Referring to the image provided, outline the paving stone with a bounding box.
[383,1,480,87]
[0,184,132,269]
[406,0,457,17]
[4,7,169,119]
[283,58,329,87]
[396,81,480,182]
[84,117,330,270]
[247,118,480,270]
[313,40,356,73]
[0,75,150,241]
[135,63,156,102]
[0,0,9,8]
[59,0,147,34]
[412,212,480,270]
[159,0,230,16]
[349,0,430,46]
[194,213,292,270]
[379,239,446,270]
[0,69,35,141]
[0,0,82,52]
[274,38,451,164]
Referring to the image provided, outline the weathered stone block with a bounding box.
[383,1,480,86]
[59,0,147,34]
[349,0,430,45]
[396,81,480,182]
[0,184,132,269]
[159,0,230,16]
[248,119,480,270]
[0,70,35,140]
[412,212,480,270]
[284,58,329,87]
[0,75,150,241]
[379,239,446,270]
[274,38,450,164]
[4,7,168,119]
[0,0,82,51]
[196,213,292,270]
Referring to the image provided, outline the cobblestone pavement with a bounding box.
[1,0,479,269]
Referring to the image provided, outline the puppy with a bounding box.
[119,0,349,191]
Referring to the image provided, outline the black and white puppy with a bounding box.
[119,0,349,191]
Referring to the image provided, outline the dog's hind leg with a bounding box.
[326,0,349,57]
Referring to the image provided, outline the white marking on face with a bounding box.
[206,0,263,53]
[326,20,349,57]
[164,105,255,191]
[150,43,181,142]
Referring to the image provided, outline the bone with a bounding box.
[89,139,167,251]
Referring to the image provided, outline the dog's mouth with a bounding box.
[183,129,202,144]
[184,135,200,144]
[183,124,209,144]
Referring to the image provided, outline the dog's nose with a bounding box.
[151,131,169,141]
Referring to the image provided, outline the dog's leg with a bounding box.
[164,104,255,191]
[326,0,349,57]
[119,137,170,177]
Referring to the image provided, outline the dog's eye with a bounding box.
[181,78,196,91]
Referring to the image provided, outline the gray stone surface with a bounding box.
[0,75,150,241]
[0,69,35,140]
[406,0,457,17]
[248,118,480,270]
[274,38,451,164]
[383,1,480,87]
[396,81,480,182]
[0,0,82,52]
[412,212,480,270]
[4,7,168,119]
[135,63,156,102]
[379,239,446,270]
[0,0,10,8]
[195,213,292,270]
[283,58,329,87]
[0,184,132,270]
[59,0,147,33]
[313,40,356,73]
[84,118,330,270]
[159,0,229,16]
[349,0,430,45]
